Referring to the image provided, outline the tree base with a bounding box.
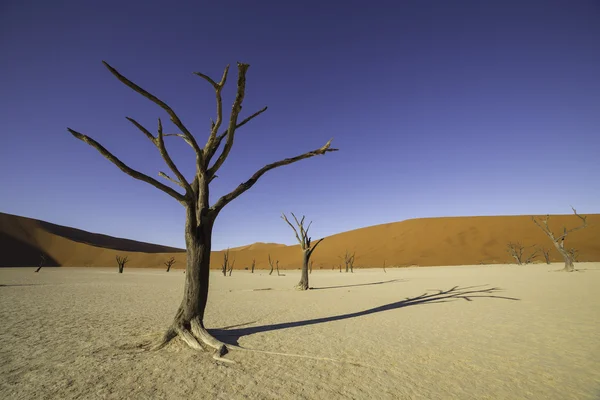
[149,317,233,364]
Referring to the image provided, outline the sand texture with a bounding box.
[1,264,599,399]
[1,212,599,269]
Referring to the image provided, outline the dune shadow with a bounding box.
[210,285,520,346]
[311,278,406,290]
[0,232,60,267]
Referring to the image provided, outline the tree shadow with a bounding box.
[211,285,520,347]
[0,283,45,287]
[310,278,406,290]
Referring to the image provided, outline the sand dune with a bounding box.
[1,211,598,270]
[1,264,599,399]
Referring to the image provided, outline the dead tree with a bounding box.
[506,242,538,265]
[67,61,337,359]
[165,257,176,272]
[281,213,324,290]
[383,260,387,273]
[268,254,278,276]
[116,255,129,273]
[341,250,355,273]
[228,257,235,276]
[251,258,255,273]
[568,248,579,262]
[506,242,524,264]
[34,254,46,273]
[221,248,230,276]
[531,206,588,272]
[539,247,551,264]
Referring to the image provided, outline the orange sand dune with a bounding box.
[1,211,598,270]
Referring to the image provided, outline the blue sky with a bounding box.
[1,0,598,250]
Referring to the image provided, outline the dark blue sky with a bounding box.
[1,0,598,250]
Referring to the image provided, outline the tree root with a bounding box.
[147,322,386,370]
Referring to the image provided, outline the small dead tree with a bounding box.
[341,250,355,273]
[116,255,129,273]
[268,254,276,276]
[34,254,46,273]
[282,213,324,290]
[383,260,387,273]
[506,242,525,265]
[539,246,551,264]
[568,248,579,262]
[276,260,281,276]
[506,242,538,265]
[228,257,235,276]
[531,206,588,272]
[68,60,337,357]
[251,258,255,273]
[165,257,176,272]
[221,248,230,276]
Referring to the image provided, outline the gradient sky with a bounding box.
[1,0,598,250]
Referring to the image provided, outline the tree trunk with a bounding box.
[296,250,310,290]
[173,212,214,328]
[554,242,574,272]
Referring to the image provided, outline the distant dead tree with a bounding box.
[539,246,551,264]
[268,254,277,276]
[165,257,176,272]
[68,60,337,357]
[383,260,387,273]
[34,254,46,273]
[341,250,355,273]
[251,258,255,274]
[221,248,231,276]
[506,242,538,265]
[228,257,235,276]
[568,248,579,262]
[531,206,588,272]
[116,255,129,273]
[281,213,324,290]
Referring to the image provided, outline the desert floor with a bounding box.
[1,264,599,399]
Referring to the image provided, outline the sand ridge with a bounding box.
[1,212,598,270]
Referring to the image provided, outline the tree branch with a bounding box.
[156,118,193,196]
[207,63,250,178]
[102,61,205,174]
[195,65,229,156]
[281,213,303,245]
[210,139,338,215]
[308,238,325,257]
[67,128,186,203]
[205,107,268,164]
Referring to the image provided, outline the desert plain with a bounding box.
[1,263,599,399]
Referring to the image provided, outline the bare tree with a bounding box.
[281,213,325,290]
[67,61,337,359]
[165,257,176,272]
[506,242,524,264]
[506,242,538,265]
[228,257,235,276]
[268,254,276,276]
[221,248,230,276]
[34,254,46,273]
[568,248,579,262]
[531,206,588,272]
[116,255,129,273]
[539,246,551,264]
[341,250,355,273]
[251,258,255,274]
[383,260,387,273]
